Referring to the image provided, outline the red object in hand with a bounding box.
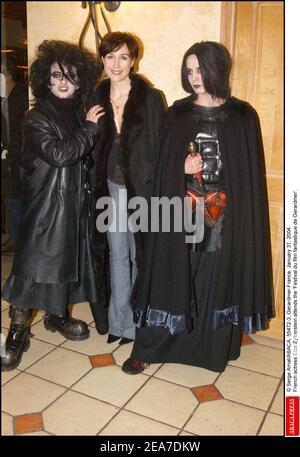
[194,169,202,181]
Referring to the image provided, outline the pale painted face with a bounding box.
[186,54,208,96]
[49,62,79,99]
[102,43,134,82]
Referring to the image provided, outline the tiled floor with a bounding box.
[1,254,284,436]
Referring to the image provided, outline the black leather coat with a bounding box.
[12,97,100,283]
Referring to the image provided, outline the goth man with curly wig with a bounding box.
[1,40,106,371]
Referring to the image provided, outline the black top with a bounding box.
[48,92,80,131]
[188,102,226,190]
[107,130,126,185]
[186,103,225,252]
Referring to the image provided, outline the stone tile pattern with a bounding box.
[15,413,43,434]
[1,254,283,436]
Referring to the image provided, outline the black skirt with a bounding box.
[131,249,242,372]
[2,217,99,315]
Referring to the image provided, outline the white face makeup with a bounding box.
[102,43,134,82]
[186,54,208,96]
[49,62,79,99]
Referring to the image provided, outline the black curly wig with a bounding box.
[29,40,101,107]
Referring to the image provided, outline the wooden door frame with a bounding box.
[220,2,284,339]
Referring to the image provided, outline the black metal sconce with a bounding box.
[79,1,121,62]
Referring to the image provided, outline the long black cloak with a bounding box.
[132,95,275,335]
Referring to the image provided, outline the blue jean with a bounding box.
[4,198,23,244]
[107,179,137,339]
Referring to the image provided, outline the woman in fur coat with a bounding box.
[88,32,166,344]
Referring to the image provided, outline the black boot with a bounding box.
[44,313,90,341]
[89,301,108,335]
[1,306,32,371]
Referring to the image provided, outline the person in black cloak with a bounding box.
[1,40,106,371]
[122,41,275,374]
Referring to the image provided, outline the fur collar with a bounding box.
[95,74,150,161]
[171,95,249,117]
[93,73,152,197]
[172,95,195,117]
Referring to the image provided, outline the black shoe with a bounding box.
[121,357,149,375]
[107,334,121,344]
[119,337,134,345]
[1,306,32,371]
[89,301,108,335]
[44,314,90,341]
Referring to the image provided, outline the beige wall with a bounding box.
[27,1,222,105]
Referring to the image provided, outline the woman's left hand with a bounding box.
[86,105,105,124]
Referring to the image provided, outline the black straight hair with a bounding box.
[181,41,232,99]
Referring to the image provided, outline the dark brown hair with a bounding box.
[99,32,139,60]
